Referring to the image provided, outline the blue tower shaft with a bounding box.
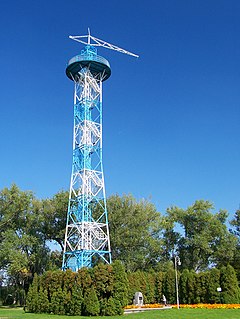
[62,46,111,271]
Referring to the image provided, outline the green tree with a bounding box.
[112,260,129,307]
[26,274,39,312]
[220,264,240,304]
[0,185,50,298]
[127,271,141,303]
[186,270,196,304]
[161,218,180,262]
[195,272,208,303]
[206,268,221,303]
[165,200,237,271]
[107,194,164,272]
[102,297,123,316]
[163,267,175,304]
[230,209,240,280]
[179,269,189,304]
[144,272,156,303]
[155,271,164,303]
[37,287,49,313]
[69,285,83,316]
[93,263,114,301]
[82,286,100,316]
[41,191,68,251]
[230,209,240,238]
[50,287,65,315]
[46,270,64,303]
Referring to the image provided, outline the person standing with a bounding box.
[162,294,167,306]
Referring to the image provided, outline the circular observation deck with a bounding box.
[66,54,111,81]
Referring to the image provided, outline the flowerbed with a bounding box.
[125,304,164,309]
[175,304,240,309]
[125,303,240,310]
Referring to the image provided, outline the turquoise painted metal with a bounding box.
[62,44,112,271]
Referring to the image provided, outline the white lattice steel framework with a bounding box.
[62,30,138,271]
[62,46,111,270]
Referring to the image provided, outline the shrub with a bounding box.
[101,297,123,316]
[112,260,129,307]
[50,287,65,315]
[82,286,100,316]
[26,274,39,312]
[155,271,164,303]
[38,287,49,313]
[220,264,240,304]
[186,270,196,304]
[68,286,83,315]
[163,267,175,304]
[93,263,114,300]
[206,268,221,303]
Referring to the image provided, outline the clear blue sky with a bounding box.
[0,1,239,219]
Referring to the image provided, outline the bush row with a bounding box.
[26,263,240,316]
[127,264,240,305]
[26,261,128,316]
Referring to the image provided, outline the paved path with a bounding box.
[124,306,172,314]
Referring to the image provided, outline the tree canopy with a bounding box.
[107,194,164,272]
[0,184,239,303]
[0,184,50,292]
[164,200,237,271]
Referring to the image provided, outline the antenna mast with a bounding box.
[69,29,139,58]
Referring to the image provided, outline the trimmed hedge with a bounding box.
[126,265,239,306]
[26,263,240,316]
[26,261,127,316]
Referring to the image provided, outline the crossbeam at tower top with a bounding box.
[69,28,139,58]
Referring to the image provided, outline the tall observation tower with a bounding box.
[62,30,138,271]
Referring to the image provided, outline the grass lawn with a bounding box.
[0,307,240,319]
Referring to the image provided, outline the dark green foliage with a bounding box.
[229,245,240,283]
[2,185,240,307]
[26,274,39,312]
[26,275,50,313]
[82,286,100,316]
[179,269,189,304]
[163,267,176,304]
[46,269,63,295]
[179,270,207,304]
[127,272,140,304]
[127,271,141,304]
[112,260,129,307]
[1,286,15,306]
[144,272,156,304]
[195,272,208,303]
[93,263,114,300]
[26,265,129,316]
[107,194,164,272]
[41,190,69,251]
[206,268,221,303]
[230,209,240,238]
[165,201,237,271]
[137,271,148,302]
[101,297,123,316]
[68,286,83,316]
[220,264,240,304]
[26,264,240,316]
[76,267,93,290]
[186,271,195,304]
[127,270,157,304]
[50,287,65,315]
[155,271,164,303]
[38,288,49,313]
[0,184,51,297]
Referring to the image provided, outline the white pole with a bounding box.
[175,256,180,309]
